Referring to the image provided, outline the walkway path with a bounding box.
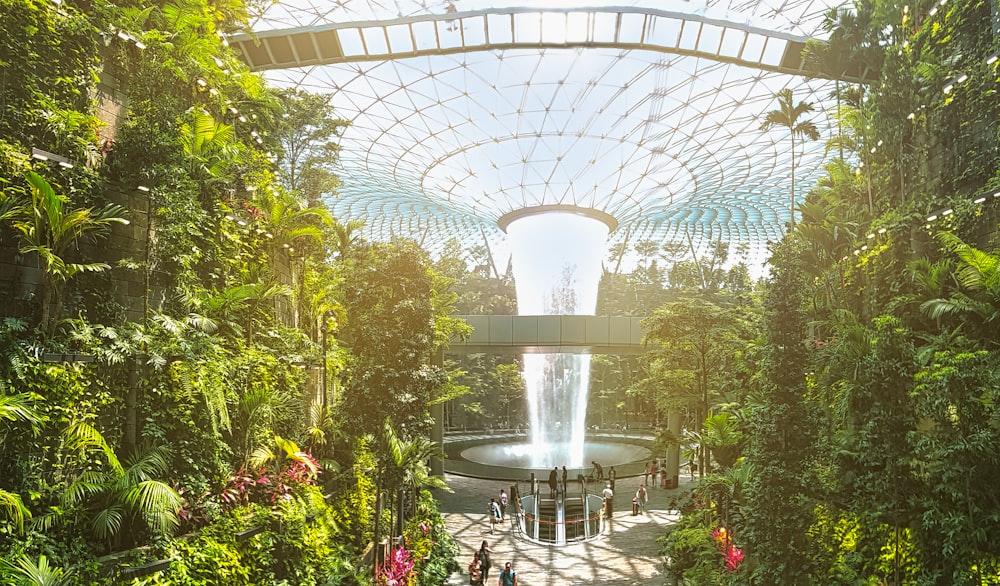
[435,472,695,585]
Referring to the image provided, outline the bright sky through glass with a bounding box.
[248,0,853,275]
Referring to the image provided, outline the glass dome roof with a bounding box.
[238,0,855,274]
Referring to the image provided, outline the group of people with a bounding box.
[546,465,571,498]
[468,540,518,586]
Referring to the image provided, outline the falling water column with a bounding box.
[504,209,613,468]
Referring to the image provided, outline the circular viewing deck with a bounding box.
[444,430,656,545]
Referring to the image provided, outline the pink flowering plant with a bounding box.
[221,435,319,508]
[377,543,416,586]
[712,526,745,574]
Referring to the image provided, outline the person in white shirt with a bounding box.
[498,489,508,520]
[602,482,614,518]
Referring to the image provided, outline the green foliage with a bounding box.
[0,0,101,155]
[13,172,128,332]
[336,240,453,439]
[402,491,459,585]
[272,88,350,205]
[909,350,1000,582]
[0,554,75,586]
[152,527,251,586]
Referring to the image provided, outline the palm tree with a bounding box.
[379,420,450,536]
[699,412,743,470]
[248,434,319,478]
[0,554,75,586]
[332,218,366,260]
[14,172,128,333]
[33,422,181,550]
[760,89,820,231]
[178,108,242,187]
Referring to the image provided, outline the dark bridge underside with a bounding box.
[448,315,647,355]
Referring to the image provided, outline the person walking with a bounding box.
[650,459,658,488]
[547,466,558,498]
[561,465,569,493]
[478,541,493,583]
[498,561,518,586]
[488,499,502,534]
[608,466,617,491]
[602,481,614,519]
[498,489,508,520]
[643,461,651,486]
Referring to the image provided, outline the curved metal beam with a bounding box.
[497,205,619,234]
[230,7,876,83]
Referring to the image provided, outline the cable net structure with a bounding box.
[240,0,857,274]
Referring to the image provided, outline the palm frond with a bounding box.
[121,480,182,536]
[0,489,30,534]
[249,445,277,469]
[0,391,41,430]
[65,421,123,475]
[4,554,74,586]
[90,504,124,541]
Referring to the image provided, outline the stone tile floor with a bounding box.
[435,472,694,585]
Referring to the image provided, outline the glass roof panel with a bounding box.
[247,1,853,274]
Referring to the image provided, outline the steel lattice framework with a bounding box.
[240,0,859,273]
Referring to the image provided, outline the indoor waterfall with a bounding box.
[506,212,610,467]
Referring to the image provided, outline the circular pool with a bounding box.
[460,440,651,470]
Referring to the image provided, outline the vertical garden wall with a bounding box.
[658,0,1000,584]
[0,0,462,584]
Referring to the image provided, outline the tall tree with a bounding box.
[642,296,744,476]
[273,88,350,205]
[336,240,452,439]
[760,88,820,231]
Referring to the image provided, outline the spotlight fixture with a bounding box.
[31,147,76,168]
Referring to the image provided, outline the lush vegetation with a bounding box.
[0,0,459,583]
[653,0,1000,583]
[3,0,1000,584]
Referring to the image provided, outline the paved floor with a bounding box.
[435,472,695,585]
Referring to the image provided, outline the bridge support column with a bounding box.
[664,409,682,488]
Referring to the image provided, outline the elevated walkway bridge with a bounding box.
[447,315,648,355]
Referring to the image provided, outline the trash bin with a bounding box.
[632,498,639,516]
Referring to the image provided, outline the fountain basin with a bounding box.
[443,434,654,480]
